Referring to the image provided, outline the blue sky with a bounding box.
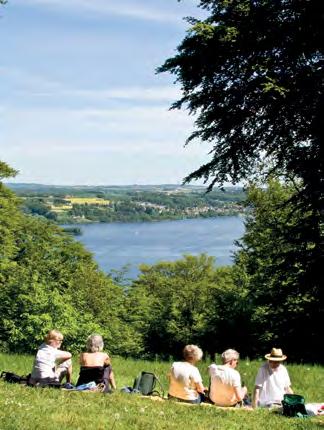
[0,0,210,185]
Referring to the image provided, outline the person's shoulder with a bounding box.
[208,363,218,371]
[172,361,189,371]
[259,362,268,370]
[101,351,110,358]
[40,343,56,352]
[186,362,198,370]
[230,367,240,375]
[37,342,46,349]
[36,343,49,354]
[279,364,289,372]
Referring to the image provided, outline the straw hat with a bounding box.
[265,348,287,361]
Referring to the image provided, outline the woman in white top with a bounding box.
[30,329,72,386]
[168,344,207,404]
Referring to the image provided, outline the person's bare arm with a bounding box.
[103,353,111,366]
[234,386,245,402]
[56,351,72,364]
[252,386,260,408]
[196,381,207,394]
[286,386,293,394]
[109,370,117,390]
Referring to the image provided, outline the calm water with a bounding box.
[69,216,245,278]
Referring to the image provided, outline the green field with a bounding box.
[1,353,323,429]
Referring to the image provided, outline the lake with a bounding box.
[68,216,245,279]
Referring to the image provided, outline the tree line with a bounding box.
[1,161,322,362]
[14,186,245,224]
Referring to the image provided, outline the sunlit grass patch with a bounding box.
[0,353,323,430]
[66,197,110,205]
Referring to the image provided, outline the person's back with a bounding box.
[168,361,202,401]
[168,344,206,404]
[208,364,242,406]
[77,334,116,390]
[208,349,247,407]
[80,351,109,367]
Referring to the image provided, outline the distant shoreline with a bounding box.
[57,210,245,225]
[8,182,246,225]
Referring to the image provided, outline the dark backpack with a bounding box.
[282,394,308,417]
[1,371,30,385]
[132,371,164,397]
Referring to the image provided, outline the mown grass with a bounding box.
[1,353,323,430]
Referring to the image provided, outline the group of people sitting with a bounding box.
[168,344,293,408]
[29,330,116,392]
[29,330,292,409]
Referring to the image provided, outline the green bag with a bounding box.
[282,394,308,417]
[133,371,164,397]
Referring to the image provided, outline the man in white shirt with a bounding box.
[252,347,293,408]
[30,329,72,386]
[208,349,247,406]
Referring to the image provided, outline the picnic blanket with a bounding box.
[305,403,324,416]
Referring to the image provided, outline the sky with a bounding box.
[0,0,211,185]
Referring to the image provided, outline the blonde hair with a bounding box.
[183,344,203,362]
[221,349,239,364]
[86,334,104,353]
[44,329,63,344]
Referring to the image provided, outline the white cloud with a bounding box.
[1,65,181,102]
[65,86,181,102]
[1,104,197,153]
[14,0,194,24]
[0,65,64,94]
[22,85,181,103]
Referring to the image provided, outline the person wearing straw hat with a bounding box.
[252,347,293,408]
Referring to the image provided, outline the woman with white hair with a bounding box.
[76,334,116,391]
[168,344,207,404]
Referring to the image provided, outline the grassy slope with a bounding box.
[1,353,323,430]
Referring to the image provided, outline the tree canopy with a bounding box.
[159,0,323,361]
[159,0,323,191]
[235,179,324,361]
[0,161,140,355]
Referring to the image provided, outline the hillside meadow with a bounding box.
[1,353,323,430]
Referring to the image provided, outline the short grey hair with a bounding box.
[183,344,203,362]
[86,334,104,353]
[221,349,239,363]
